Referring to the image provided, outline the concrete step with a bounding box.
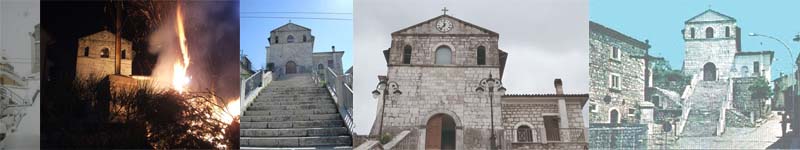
[241,136,352,147]
[249,100,335,106]
[246,104,337,111]
[239,146,353,150]
[257,95,331,100]
[243,109,338,116]
[254,97,332,102]
[241,114,341,122]
[242,120,344,129]
[241,127,349,137]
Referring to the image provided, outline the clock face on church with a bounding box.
[435,19,453,32]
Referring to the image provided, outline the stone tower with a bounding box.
[373,14,508,149]
[266,23,314,77]
[682,9,740,81]
[75,30,133,79]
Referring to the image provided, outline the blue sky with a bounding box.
[240,0,353,71]
[590,0,800,80]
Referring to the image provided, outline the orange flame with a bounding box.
[173,3,191,93]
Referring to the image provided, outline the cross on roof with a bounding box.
[442,7,449,15]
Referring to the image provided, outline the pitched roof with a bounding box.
[391,14,498,36]
[271,23,311,32]
[685,9,736,23]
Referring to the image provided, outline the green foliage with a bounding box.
[380,133,393,144]
[650,58,690,92]
[749,79,773,101]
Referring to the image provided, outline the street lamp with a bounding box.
[750,32,797,136]
[750,33,794,60]
[372,80,401,137]
[475,73,506,150]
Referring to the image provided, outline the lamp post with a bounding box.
[372,80,401,138]
[750,32,797,136]
[475,73,506,150]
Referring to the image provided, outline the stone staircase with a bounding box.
[240,73,352,149]
[682,80,728,137]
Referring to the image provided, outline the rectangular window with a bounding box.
[610,74,621,89]
[610,46,621,60]
[328,60,335,68]
[753,61,760,76]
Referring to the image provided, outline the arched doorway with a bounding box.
[610,109,619,125]
[426,114,456,150]
[703,62,716,81]
[286,61,297,74]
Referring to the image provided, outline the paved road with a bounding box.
[673,111,787,149]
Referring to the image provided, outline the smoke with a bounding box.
[147,1,239,100]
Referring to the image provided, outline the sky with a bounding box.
[353,0,589,134]
[0,0,39,76]
[591,0,800,80]
[240,0,353,72]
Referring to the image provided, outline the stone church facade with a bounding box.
[266,23,345,77]
[371,14,587,150]
[75,30,134,79]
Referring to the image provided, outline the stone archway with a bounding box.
[703,62,717,81]
[426,114,456,150]
[610,109,619,125]
[285,61,297,74]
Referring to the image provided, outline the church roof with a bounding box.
[391,14,499,36]
[271,23,311,32]
[685,9,736,23]
[79,30,132,43]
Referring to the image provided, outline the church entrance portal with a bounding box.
[286,61,297,74]
[703,62,716,81]
[426,114,456,150]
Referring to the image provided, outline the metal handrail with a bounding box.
[312,67,356,136]
[241,71,263,99]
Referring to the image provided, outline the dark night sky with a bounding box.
[42,0,241,99]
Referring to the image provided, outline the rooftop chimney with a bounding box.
[554,78,564,95]
[332,46,336,52]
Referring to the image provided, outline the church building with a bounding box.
[266,23,345,77]
[74,30,134,79]
[369,11,587,150]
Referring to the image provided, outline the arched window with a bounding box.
[287,35,295,43]
[318,64,324,70]
[725,27,731,37]
[477,46,486,65]
[706,27,714,38]
[274,36,279,43]
[435,46,452,65]
[121,49,127,59]
[303,35,307,42]
[690,28,696,38]
[517,125,533,142]
[100,48,110,58]
[83,47,90,57]
[402,45,412,64]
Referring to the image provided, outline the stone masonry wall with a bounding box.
[312,52,344,75]
[683,21,738,80]
[382,66,501,150]
[266,28,314,76]
[501,102,585,129]
[589,29,647,124]
[75,31,134,80]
